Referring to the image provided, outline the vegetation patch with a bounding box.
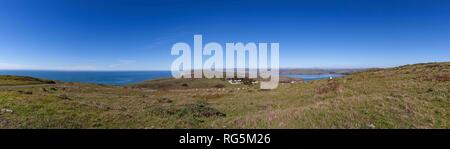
[179,101,226,118]
[147,101,225,118]
[214,83,225,88]
[157,97,173,103]
[316,80,343,95]
[435,74,450,82]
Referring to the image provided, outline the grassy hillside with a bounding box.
[0,75,55,86]
[130,78,246,90]
[0,62,449,128]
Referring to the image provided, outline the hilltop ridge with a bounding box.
[0,62,449,128]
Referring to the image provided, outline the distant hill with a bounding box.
[280,68,366,75]
[0,75,55,86]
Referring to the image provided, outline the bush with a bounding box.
[242,78,255,85]
[43,80,56,84]
[179,101,226,117]
[214,84,225,88]
[316,80,343,95]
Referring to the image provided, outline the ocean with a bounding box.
[0,70,172,85]
[0,70,345,85]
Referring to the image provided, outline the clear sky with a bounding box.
[0,0,449,70]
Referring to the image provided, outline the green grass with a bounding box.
[0,62,449,128]
[130,78,248,90]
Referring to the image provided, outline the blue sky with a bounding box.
[0,0,449,70]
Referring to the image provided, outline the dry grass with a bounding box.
[1,62,450,128]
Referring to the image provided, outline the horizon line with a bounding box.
[0,67,379,72]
